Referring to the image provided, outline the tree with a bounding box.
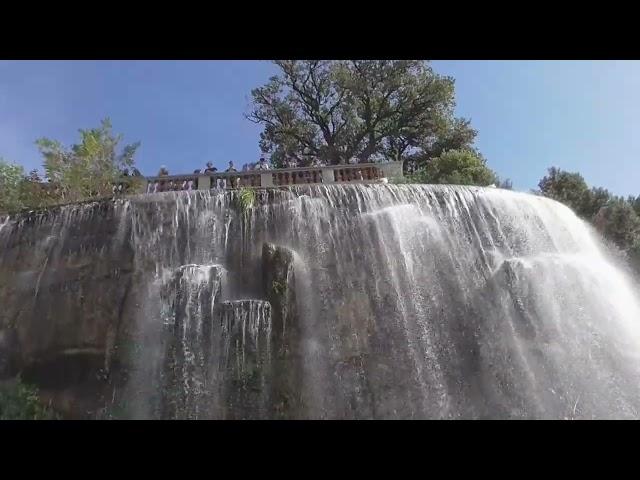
[537,167,640,276]
[592,198,640,251]
[536,168,619,220]
[416,117,478,164]
[18,169,51,211]
[537,167,589,213]
[338,60,458,164]
[497,178,513,190]
[0,158,25,214]
[247,60,474,167]
[35,118,140,204]
[580,186,612,219]
[628,195,640,217]
[419,149,498,186]
[630,238,640,272]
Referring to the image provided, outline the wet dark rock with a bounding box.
[261,243,303,417]
[0,202,134,418]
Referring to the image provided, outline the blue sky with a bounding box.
[0,60,638,196]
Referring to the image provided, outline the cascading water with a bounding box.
[1,184,640,419]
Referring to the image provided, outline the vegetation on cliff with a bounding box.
[236,188,257,216]
[0,378,59,420]
[392,148,499,187]
[0,118,141,215]
[536,167,640,272]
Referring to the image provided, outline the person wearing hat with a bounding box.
[204,162,217,174]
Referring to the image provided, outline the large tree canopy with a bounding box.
[247,60,478,167]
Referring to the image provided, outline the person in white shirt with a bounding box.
[311,158,327,167]
[256,157,271,170]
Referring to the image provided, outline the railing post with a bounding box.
[198,175,211,190]
[141,161,403,195]
[321,166,335,184]
[379,161,404,180]
[261,172,274,187]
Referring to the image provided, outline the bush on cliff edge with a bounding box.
[0,378,59,420]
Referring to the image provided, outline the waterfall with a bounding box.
[1,185,640,419]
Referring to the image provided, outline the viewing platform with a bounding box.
[142,161,403,193]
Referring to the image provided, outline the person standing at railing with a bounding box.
[156,166,169,192]
[204,162,217,174]
[256,157,271,170]
[222,161,237,189]
[112,168,129,195]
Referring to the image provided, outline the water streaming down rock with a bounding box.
[1,184,640,419]
[156,265,272,419]
[161,264,223,418]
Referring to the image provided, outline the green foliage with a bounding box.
[630,238,640,271]
[272,280,286,296]
[1,119,141,214]
[247,60,478,168]
[0,158,25,214]
[389,149,498,188]
[538,167,590,210]
[421,149,498,186]
[593,198,640,251]
[629,195,640,218]
[576,186,611,219]
[1,161,62,214]
[0,378,59,420]
[497,178,513,190]
[537,167,620,220]
[537,166,640,273]
[420,118,479,161]
[389,174,419,185]
[35,118,140,204]
[236,188,257,216]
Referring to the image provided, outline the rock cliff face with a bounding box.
[2,185,640,419]
[0,196,300,418]
[0,203,134,417]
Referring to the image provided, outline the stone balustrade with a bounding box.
[142,161,403,193]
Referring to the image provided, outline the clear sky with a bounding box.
[1,60,638,196]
